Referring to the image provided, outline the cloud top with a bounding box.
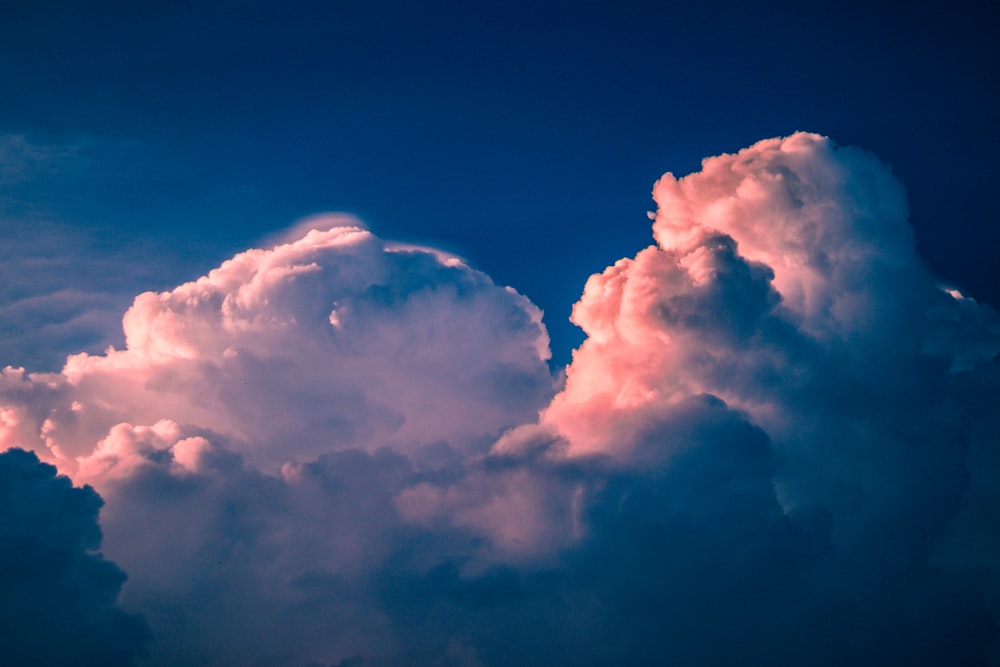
[543,132,997,461]
[2,219,554,471]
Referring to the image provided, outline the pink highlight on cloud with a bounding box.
[539,132,991,463]
[0,219,554,476]
[3,134,1000,666]
[653,133,914,337]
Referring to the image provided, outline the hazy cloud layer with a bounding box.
[0,134,125,371]
[2,134,1000,665]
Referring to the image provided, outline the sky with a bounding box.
[1,2,999,666]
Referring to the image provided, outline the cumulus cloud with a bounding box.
[0,218,554,470]
[531,132,1000,662]
[0,448,149,666]
[543,135,1000,543]
[0,217,555,664]
[3,134,1000,666]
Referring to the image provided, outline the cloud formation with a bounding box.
[531,132,1000,663]
[1,219,554,471]
[2,134,1000,666]
[543,135,1000,577]
[0,448,149,666]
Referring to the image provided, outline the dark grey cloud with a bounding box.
[0,448,149,666]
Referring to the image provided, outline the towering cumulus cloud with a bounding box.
[530,133,1000,663]
[544,135,1000,571]
[2,134,999,666]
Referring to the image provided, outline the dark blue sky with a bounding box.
[1,0,997,366]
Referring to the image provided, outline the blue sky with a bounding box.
[2,0,996,368]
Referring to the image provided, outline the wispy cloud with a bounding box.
[0,133,182,370]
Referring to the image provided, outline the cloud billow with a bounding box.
[0,220,554,471]
[1,134,999,666]
[0,448,149,666]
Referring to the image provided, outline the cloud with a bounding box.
[2,134,1000,665]
[0,133,87,187]
[543,134,1000,542]
[0,217,556,664]
[530,132,1000,662]
[0,219,554,470]
[0,448,149,666]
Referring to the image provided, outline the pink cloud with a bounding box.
[1,219,554,474]
[540,133,999,466]
[3,135,1000,665]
